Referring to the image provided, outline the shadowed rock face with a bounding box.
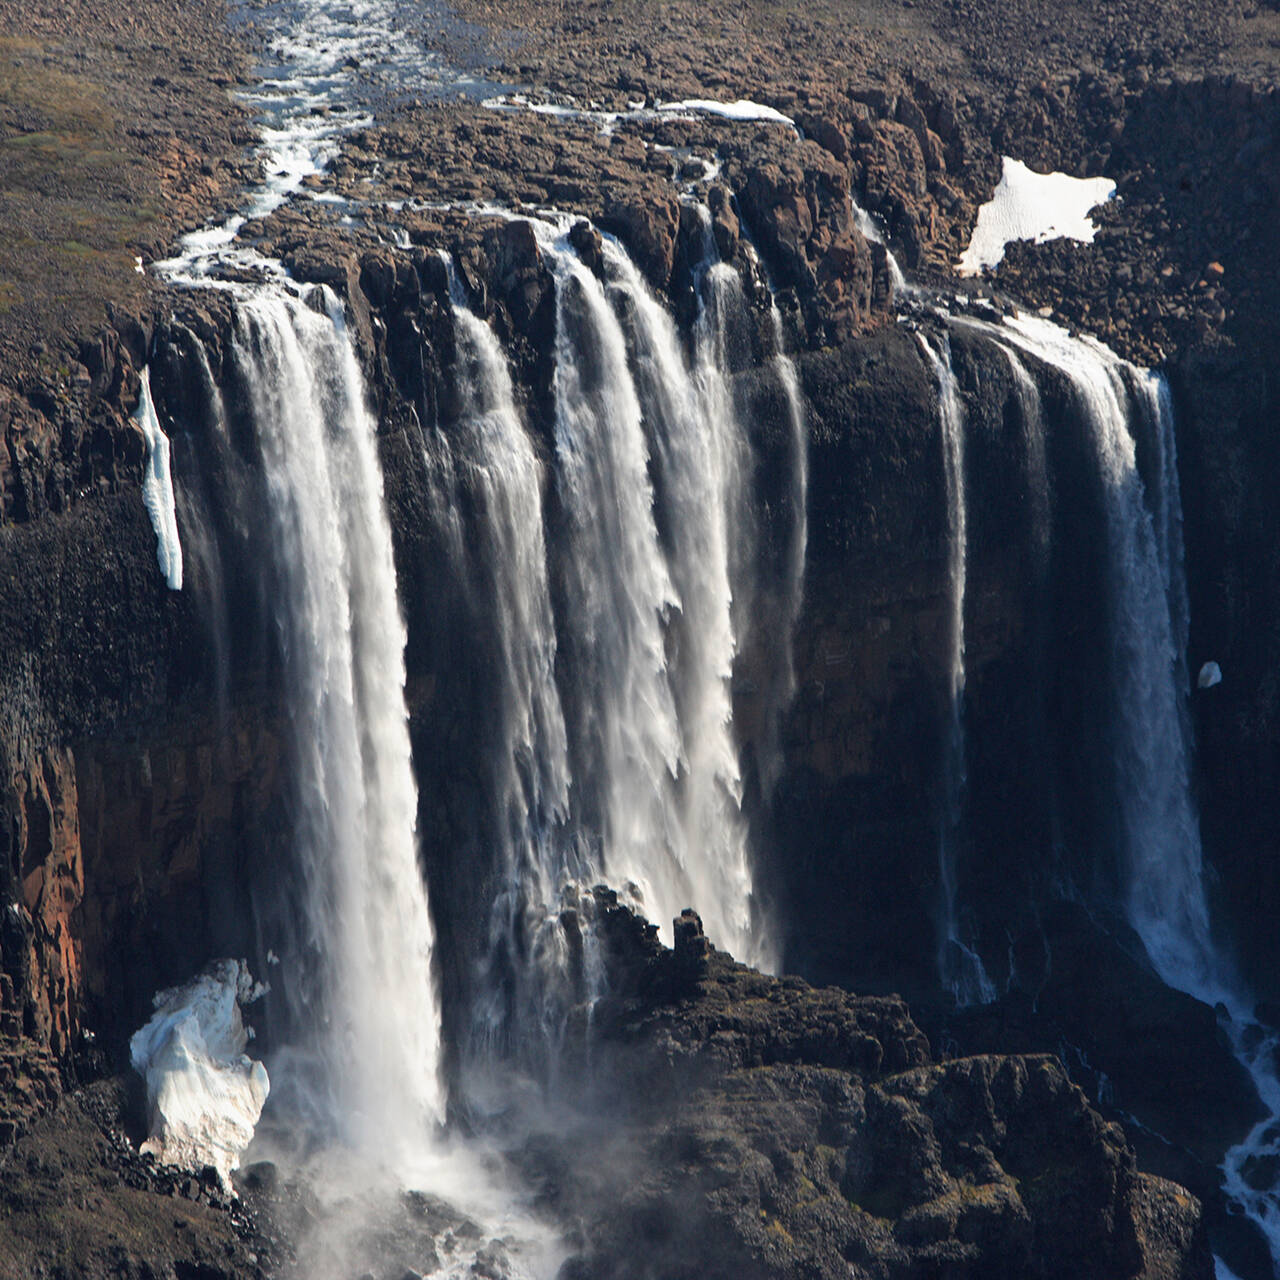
[517,903,1213,1280]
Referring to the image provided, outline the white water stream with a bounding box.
[963,311,1280,1274]
[915,331,997,1007]
[228,289,444,1162]
[531,217,766,965]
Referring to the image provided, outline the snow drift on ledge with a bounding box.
[130,959,269,1186]
[958,157,1115,276]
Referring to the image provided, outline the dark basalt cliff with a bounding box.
[2,0,1280,1276]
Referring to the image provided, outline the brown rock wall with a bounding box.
[7,746,83,1058]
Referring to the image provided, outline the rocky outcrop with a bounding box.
[0,1077,270,1280]
[530,906,1213,1280]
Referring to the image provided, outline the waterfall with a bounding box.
[227,286,444,1166]
[990,316,1220,990]
[1130,369,1192,706]
[423,220,791,1085]
[519,220,764,964]
[734,232,809,802]
[429,261,583,1073]
[755,288,809,802]
[972,312,1280,1271]
[916,331,997,1007]
[770,305,809,688]
[849,194,906,294]
[600,230,764,966]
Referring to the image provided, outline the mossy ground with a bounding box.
[0,0,252,374]
[0,36,155,346]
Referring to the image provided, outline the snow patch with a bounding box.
[1198,661,1223,689]
[130,960,269,1186]
[659,97,793,125]
[133,367,184,590]
[958,157,1115,276]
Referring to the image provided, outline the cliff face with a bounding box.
[2,0,1280,1274]
[0,192,1259,1174]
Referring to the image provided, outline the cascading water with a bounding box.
[208,285,565,1278]
[990,315,1221,990]
[850,195,906,294]
[528,217,765,965]
[90,0,1280,1261]
[429,260,582,1073]
[971,311,1280,1272]
[227,287,444,1164]
[144,0,798,1214]
[770,304,809,683]
[916,330,997,1007]
[746,298,810,800]
[601,229,764,967]
[424,219,797,1088]
[736,231,809,801]
[1130,369,1192,714]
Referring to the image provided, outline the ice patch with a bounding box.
[659,97,793,125]
[958,157,1115,276]
[130,959,269,1186]
[133,366,184,590]
[1198,661,1222,689]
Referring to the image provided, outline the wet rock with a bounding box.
[568,220,604,276]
